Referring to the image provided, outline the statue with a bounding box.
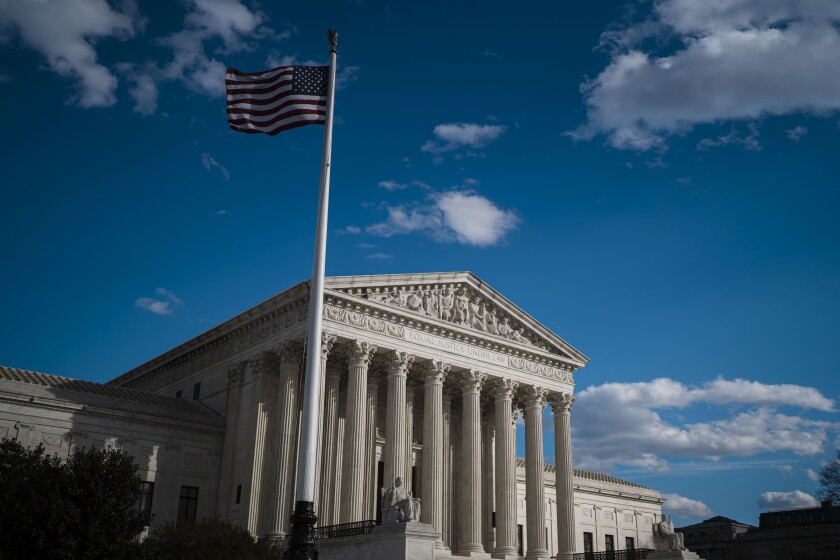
[652,514,685,552]
[381,477,421,523]
[405,291,423,312]
[486,308,498,335]
[455,288,469,324]
[423,289,439,318]
[440,288,454,322]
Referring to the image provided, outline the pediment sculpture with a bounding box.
[381,476,421,523]
[344,284,556,352]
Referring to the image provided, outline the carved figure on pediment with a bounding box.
[470,297,488,331]
[381,476,421,523]
[440,288,454,321]
[498,317,512,338]
[486,308,499,335]
[423,289,439,318]
[455,288,470,324]
[405,291,423,312]
[511,327,531,345]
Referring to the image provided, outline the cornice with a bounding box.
[0,394,225,435]
[111,282,310,389]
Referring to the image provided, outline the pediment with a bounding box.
[324,272,587,365]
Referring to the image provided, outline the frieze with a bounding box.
[41,433,64,447]
[323,305,406,338]
[336,283,561,353]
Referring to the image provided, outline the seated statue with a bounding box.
[652,514,685,551]
[381,476,421,523]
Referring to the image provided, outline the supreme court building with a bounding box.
[0,272,663,558]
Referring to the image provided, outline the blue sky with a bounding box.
[1,0,839,527]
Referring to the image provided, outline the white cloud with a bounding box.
[366,189,519,247]
[201,152,230,181]
[378,180,408,191]
[786,125,808,142]
[135,287,183,316]
[0,0,141,107]
[758,490,820,510]
[155,287,183,306]
[572,377,837,472]
[365,252,393,260]
[805,468,820,482]
[572,0,840,150]
[662,493,713,519]
[697,123,762,151]
[421,123,507,155]
[120,0,276,114]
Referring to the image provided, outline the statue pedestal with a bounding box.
[318,522,440,560]
[647,551,704,560]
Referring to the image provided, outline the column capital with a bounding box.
[548,392,575,414]
[422,360,450,384]
[348,340,377,367]
[521,385,548,411]
[227,362,245,386]
[490,377,519,401]
[321,331,337,359]
[386,349,415,376]
[274,338,305,362]
[460,369,486,394]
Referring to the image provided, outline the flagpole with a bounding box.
[288,29,338,560]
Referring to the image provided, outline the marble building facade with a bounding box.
[0,272,662,557]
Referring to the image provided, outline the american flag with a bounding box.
[226,65,329,136]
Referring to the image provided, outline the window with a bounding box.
[517,525,524,556]
[605,534,615,551]
[583,532,594,553]
[626,536,635,550]
[236,485,242,505]
[178,485,199,524]
[175,389,182,399]
[135,481,154,516]
[193,382,201,400]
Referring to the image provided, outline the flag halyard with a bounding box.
[226,65,329,136]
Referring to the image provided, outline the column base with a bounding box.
[491,549,522,560]
[524,550,549,560]
[453,553,492,559]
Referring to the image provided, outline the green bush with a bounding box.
[0,438,149,560]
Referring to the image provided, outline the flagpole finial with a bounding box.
[327,29,338,51]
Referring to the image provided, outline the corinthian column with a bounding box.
[550,392,576,560]
[339,340,377,522]
[459,370,486,556]
[313,332,336,515]
[316,359,341,526]
[266,340,304,537]
[492,378,519,559]
[523,385,549,559]
[383,350,414,485]
[364,363,383,519]
[421,360,450,548]
[442,387,453,550]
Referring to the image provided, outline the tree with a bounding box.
[817,448,840,506]
[0,439,149,560]
[139,518,281,560]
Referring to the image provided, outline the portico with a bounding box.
[296,272,586,558]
